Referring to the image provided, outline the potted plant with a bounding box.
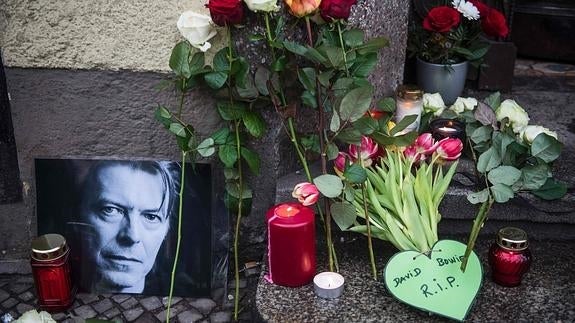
[407,0,508,104]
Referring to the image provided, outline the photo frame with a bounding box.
[35,158,228,298]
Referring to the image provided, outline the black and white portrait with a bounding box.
[35,158,226,297]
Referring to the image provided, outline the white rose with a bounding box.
[520,125,558,144]
[177,11,218,52]
[423,93,446,117]
[449,97,477,114]
[452,0,480,20]
[245,0,280,12]
[14,310,56,323]
[496,99,530,134]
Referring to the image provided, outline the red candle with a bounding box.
[266,203,316,287]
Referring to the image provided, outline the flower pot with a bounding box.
[416,58,468,105]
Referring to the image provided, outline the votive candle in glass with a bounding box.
[429,118,466,142]
[395,85,424,135]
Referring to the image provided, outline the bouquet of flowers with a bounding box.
[408,0,509,65]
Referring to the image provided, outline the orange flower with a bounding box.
[285,0,321,17]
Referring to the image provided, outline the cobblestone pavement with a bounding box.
[0,274,258,322]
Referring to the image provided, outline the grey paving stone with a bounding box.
[155,303,187,322]
[1,297,18,309]
[15,276,34,284]
[140,296,162,311]
[17,291,34,302]
[189,298,216,315]
[92,298,114,313]
[73,304,97,319]
[120,297,139,310]
[161,296,181,307]
[111,294,131,303]
[177,309,203,323]
[15,303,34,314]
[76,292,100,304]
[103,307,121,319]
[52,312,68,321]
[123,306,144,322]
[0,289,9,303]
[133,312,158,322]
[8,283,30,294]
[209,311,232,323]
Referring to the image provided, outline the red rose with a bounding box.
[206,0,244,27]
[481,8,509,38]
[320,0,357,22]
[423,6,461,33]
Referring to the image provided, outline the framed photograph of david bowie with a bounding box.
[35,158,229,297]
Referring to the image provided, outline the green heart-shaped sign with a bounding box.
[384,240,482,321]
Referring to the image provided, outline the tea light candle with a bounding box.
[266,203,316,287]
[313,272,345,299]
[429,118,466,142]
[394,85,423,135]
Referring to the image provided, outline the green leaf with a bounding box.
[490,183,514,203]
[283,40,308,56]
[219,144,238,168]
[339,85,374,122]
[343,29,364,47]
[204,71,228,89]
[344,164,367,183]
[211,127,230,145]
[353,115,378,135]
[321,45,344,68]
[351,53,378,77]
[377,97,396,112]
[301,90,317,109]
[304,46,327,64]
[390,115,418,136]
[169,123,187,137]
[332,77,354,97]
[336,128,362,145]
[471,125,492,143]
[254,67,271,96]
[331,202,357,231]
[241,147,260,174]
[484,92,501,110]
[217,102,247,121]
[236,77,259,99]
[169,42,192,78]
[356,37,389,54]
[243,111,266,138]
[467,189,489,204]
[329,110,341,132]
[531,134,562,163]
[189,52,205,74]
[318,71,335,87]
[298,68,316,93]
[313,174,344,198]
[477,147,501,173]
[344,185,355,202]
[326,143,339,160]
[271,55,287,72]
[197,138,215,157]
[371,131,417,147]
[521,164,549,190]
[532,178,567,200]
[155,106,172,126]
[213,48,230,72]
[488,166,521,186]
[232,57,250,88]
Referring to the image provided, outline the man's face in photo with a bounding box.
[80,164,170,292]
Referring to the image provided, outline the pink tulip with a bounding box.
[349,136,379,167]
[435,138,463,161]
[334,152,352,176]
[292,182,320,206]
[403,145,426,164]
[414,133,437,155]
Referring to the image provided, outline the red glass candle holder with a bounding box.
[266,203,316,287]
[488,227,532,287]
[31,234,75,312]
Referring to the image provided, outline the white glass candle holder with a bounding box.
[394,85,423,135]
[313,272,345,299]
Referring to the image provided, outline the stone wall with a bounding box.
[0,0,409,272]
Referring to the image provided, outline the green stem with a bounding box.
[362,183,377,280]
[233,121,243,321]
[460,196,493,272]
[336,22,350,77]
[166,151,186,323]
[287,118,312,182]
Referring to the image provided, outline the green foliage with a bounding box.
[313,174,344,198]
